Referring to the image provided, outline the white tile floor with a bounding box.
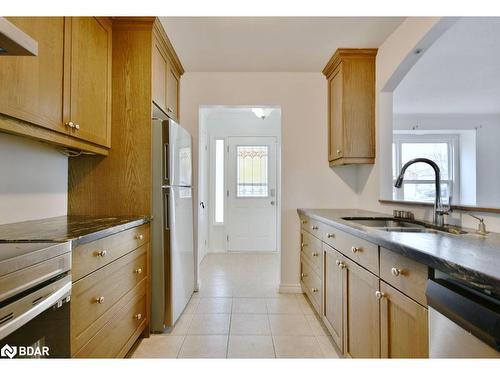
[131,252,340,358]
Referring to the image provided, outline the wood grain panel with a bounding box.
[323,243,344,352]
[300,255,322,314]
[380,281,429,358]
[301,230,322,274]
[166,61,179,120]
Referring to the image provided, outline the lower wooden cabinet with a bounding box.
[380,281,429,358]
[323,243,344,351]
[342,256,380,358]
[70,224,150,358]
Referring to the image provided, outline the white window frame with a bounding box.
[211,137,226,226]
[392,133,460,204]
[235,144,270,199]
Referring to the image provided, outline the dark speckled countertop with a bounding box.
[0,215,151,246]
[298,208,500,296]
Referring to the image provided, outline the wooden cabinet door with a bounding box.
[152,41,167,113]
[380,281,429,358]
[323,244,344,352]
[342,257,380,358]
[328,68,343,162]
[0,17,67,134]
[67,17,112,147]
[166,60,179,120]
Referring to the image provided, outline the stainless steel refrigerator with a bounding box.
[151,104,195,332]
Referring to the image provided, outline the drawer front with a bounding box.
[380,247,428,306]
[301,230,322,273]
[71,244,147,344]
[324,227,379,275]
[74,291,147,358]
[300,215,324,239]
[300,256,322,314]
[72,224,149,281]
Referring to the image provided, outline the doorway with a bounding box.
[197,106,281,261]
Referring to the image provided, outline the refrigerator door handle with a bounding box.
[163,188,170,230]
[163,143,169,184]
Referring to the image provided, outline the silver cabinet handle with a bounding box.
[312,252,319,257]
[327,233,335,239]
[338,262,346,269]
[134,313,142,320]
[311,288,319,293]
[301,272,308,278]
[135,234,144,240]
[66,121,75,128]
[301,243,308,248]
[375,291,385,300]
[74,124,80,130]
[311,225,319,230]
[351,246,361,253]
[391,267,402,277]
[167,107,174,113]
[335,260,341,266]
[336,149,342,154]
[95,296,105,304]
[95,250,107,257]
[134,268,143,274]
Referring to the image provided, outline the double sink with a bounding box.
[342,217,467,235]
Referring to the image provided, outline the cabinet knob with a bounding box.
[391,267,402,277]
[301,242,308,248]
[74,124,80,130]
[351,246,361,253]
[134,268,143,274]
[95,250,107,257]
[311,225,319,230]
[301,272,308,278]
[167,107,174,113]
[136,234,144,240]
[134,313,142,321]
[327,233,335,239]
[335,260,340,266]
[336,149,341,154]
[375,291,385,300]
[312,252,319,257]
[311,288,319,293]
[301,220,308,224]
[338,262,346,269]
[95,296,105,304]
[66,121,75,128]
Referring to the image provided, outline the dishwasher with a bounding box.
[426,271,500,358]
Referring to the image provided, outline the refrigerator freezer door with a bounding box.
[169,186,195,324]
[169,120,192,187]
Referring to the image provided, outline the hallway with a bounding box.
[131,253,339,358]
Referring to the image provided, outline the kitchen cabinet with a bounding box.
[152,30,181,121]
[0,17,112,153]
[66,17,112,147]
[380,281,429,358]
[71,224,150,358]
[342,256,380,358]
[323,243,344,351]
[0,17,67,134]
[323,49,377,166]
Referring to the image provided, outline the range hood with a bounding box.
[0,17,38,56]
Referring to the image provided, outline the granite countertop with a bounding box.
[298,208,500,296]
[0,215,151,246]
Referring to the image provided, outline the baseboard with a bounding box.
[279,283,303,294]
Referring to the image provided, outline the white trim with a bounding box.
[279,284,303,294]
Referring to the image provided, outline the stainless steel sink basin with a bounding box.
[342,217,467,235]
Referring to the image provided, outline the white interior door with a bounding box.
[226,136,277,252]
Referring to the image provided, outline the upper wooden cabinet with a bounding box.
[67,17,112,147]
[0,17,67,134]
[152,23,182,121]
[0,17,112,154]
[323,49,377,167]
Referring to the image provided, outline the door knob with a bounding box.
[270,201,276,205]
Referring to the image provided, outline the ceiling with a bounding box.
[394,17,500,114]
[160,17,404,72]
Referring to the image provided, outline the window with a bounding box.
[392,134,459,203]
[214,139,224,223]
[236,146,269,197]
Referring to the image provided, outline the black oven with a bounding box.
[0,242,72,359]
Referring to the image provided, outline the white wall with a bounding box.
[180,73,359,291]
[0,133,68,224]
[358,17,500,231]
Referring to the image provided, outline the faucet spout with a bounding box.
[394,158,445,225]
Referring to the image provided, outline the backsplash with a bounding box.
[0,132,67,224]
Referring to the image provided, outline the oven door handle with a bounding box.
[0,281,71,341]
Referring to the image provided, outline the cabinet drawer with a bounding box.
[324,227,379,275]
[299,215,324,239]
[71,244,147,349]
[74,290,147,358]
[300,256,322,314]
[380,247,428,306]
[72,224,149,281]
[301,230,322,274]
